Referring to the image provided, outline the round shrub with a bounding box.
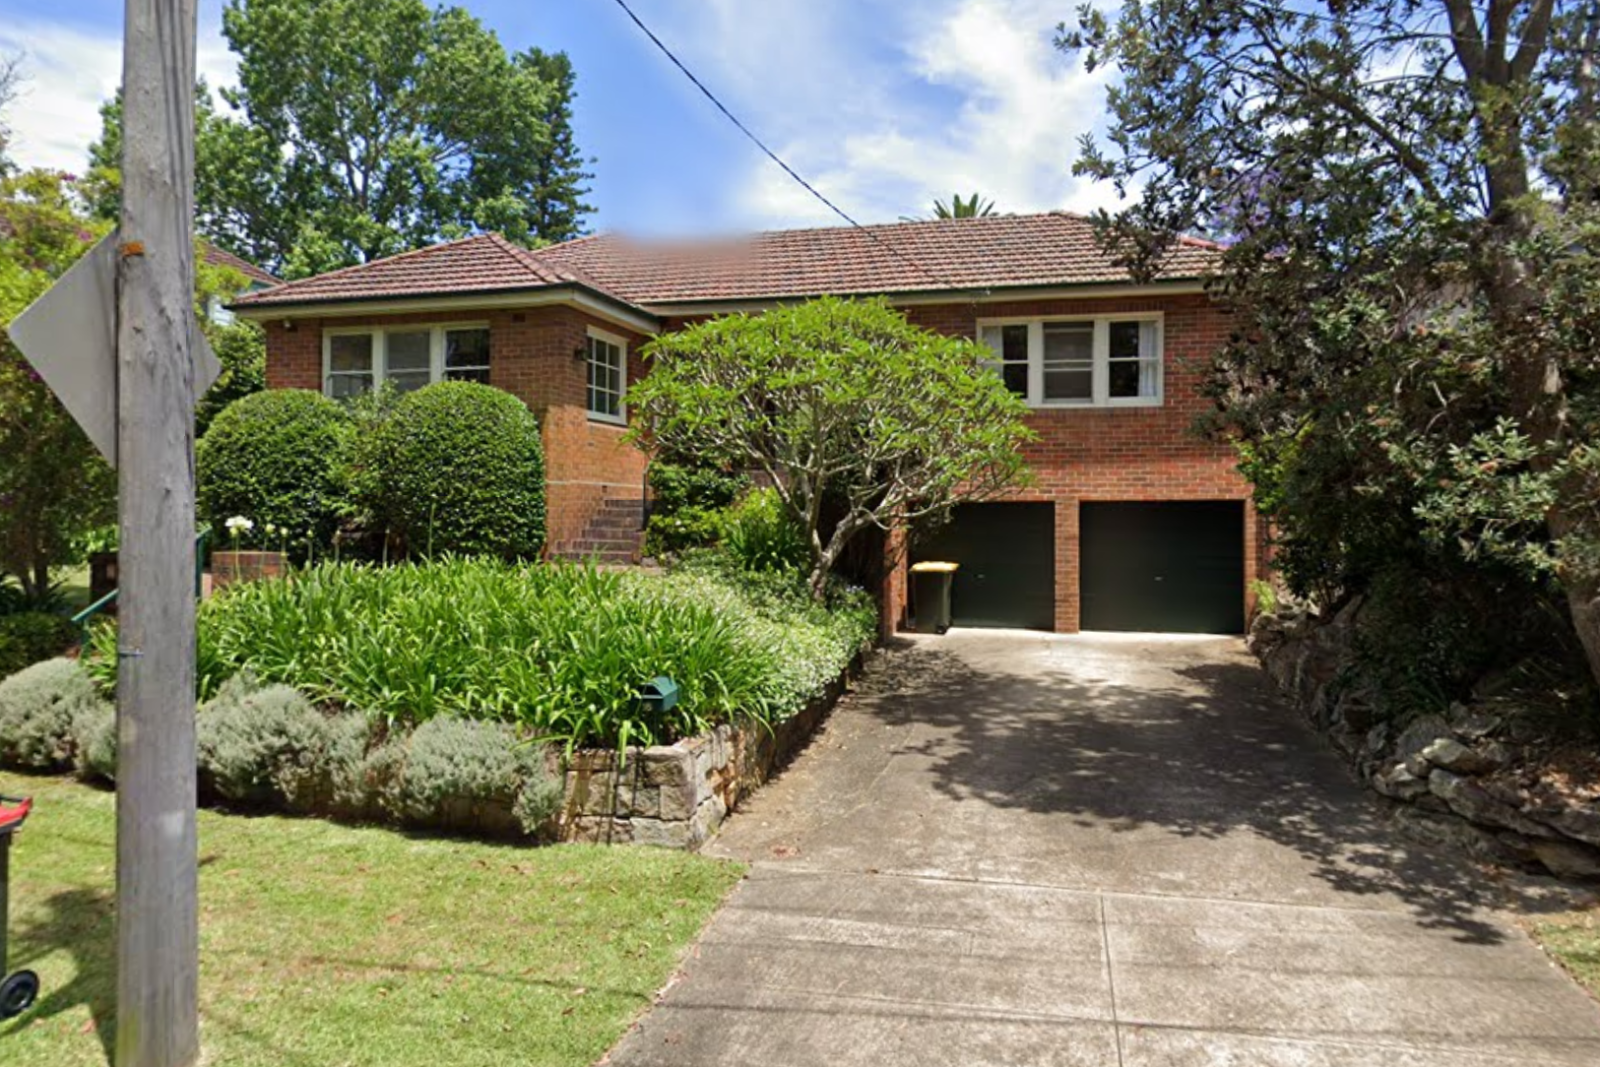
[0,658,108,770]
[367,381,546,559]
[196,389,353,551]
[375,717,560,835]
[197,674,338,807]
[72,702,117,782]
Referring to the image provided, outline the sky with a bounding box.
[0,0,1128,237]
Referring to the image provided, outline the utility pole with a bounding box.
[116,2,200,1065]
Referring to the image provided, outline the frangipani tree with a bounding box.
[628,297,1034,597]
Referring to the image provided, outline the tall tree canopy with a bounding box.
[1062,1,1600,686]
[86,0,593,276]
[0,53,20,175]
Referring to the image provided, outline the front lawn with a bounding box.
[0,774,743,1067]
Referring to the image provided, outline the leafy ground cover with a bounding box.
[0,774,743,1067]
[87,557,876,750]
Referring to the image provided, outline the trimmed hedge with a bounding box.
[0,612,79,679]
[197,389,353,551]
[365,381,546,560]
[0,663,561,839]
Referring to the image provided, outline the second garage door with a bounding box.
[911,503,1055,630]
[1080,501,1245,634]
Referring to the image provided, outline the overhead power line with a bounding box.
[607,0,966,292]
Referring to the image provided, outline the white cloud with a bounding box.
[0,14,234,175]
[667,0,1128,229]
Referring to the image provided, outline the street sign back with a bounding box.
[8,230,221,467]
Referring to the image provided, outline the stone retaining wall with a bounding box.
[1251,602,1600,880]
[558,656,860,849]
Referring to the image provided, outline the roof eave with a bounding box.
[229,282,661,333]
[636,275,1214,317]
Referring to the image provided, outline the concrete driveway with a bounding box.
[606,630,1600,1066]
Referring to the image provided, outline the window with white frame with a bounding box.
[322,325,491,398]
[978,315,1163,407]
[586,330,626,423]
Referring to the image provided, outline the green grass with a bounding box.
[1533,909,1600,1000]
[52,565,92,613]
[0,774,744,1067]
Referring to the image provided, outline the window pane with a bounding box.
[445,328,490,369]
[329,334,373,373]
[1044,366,1092,401]
[328,373,372,399]
[1000,362,1028,395]
[386,330,431,374]
[981,324,1029,397]
[1109,321,1144,360]
[389,371,431,394]
[587,337,624,417]
[1109,360,1142,398]
[1044,323,1093,362]
[1001,324,1028,363]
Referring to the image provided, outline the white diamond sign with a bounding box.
[9,230,221,467]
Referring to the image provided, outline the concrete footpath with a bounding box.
[605,630,1600,1066]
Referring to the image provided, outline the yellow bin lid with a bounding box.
[910,561,959,573]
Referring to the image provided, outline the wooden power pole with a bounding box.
[116,2,201,1065]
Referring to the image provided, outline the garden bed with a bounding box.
[2,556,876,849]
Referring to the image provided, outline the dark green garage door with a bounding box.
[1080,501,1245,634]
[912,503,1055,630]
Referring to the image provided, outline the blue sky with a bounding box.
[0,0,1126,236]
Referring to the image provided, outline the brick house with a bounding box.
[232,211,1261,635]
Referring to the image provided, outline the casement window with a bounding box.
[586,329,627,424]
[977,315,1163,407]
[322,325,491,399]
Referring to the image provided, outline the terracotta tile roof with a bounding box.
[231,232,605,308]
[200,241,281,288]
[232,212,1220,313]
[530,212,1221,306]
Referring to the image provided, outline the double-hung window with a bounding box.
[322,325,492,398]
[586,329,627,424]
[978,315,1163,407]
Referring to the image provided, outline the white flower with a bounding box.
[265,523,278,536]
[224,516,255,534]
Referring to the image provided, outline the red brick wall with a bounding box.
[887,292,1262,633]
[262,307,649,557]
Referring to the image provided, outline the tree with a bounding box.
[627,297,1034,597]
[1061,1,1600,688]
[0,170,264,601]
[85,0,594,275]
[515,49,596,242]
[932,193,996,219]
[0,52,20,175]
[0,170,116,602]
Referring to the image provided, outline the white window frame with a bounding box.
[585,326,628,426]
[320,323,492,397]
[977,312,1164,409]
